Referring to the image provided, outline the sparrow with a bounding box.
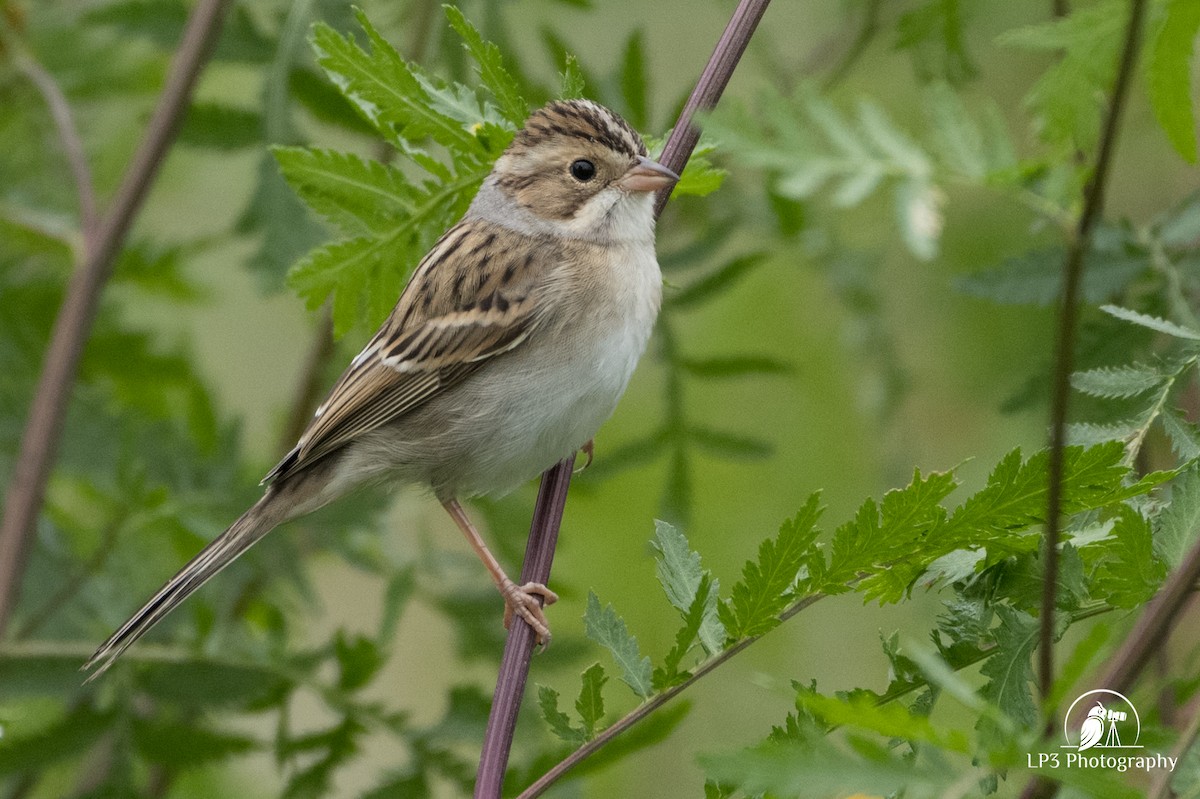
[84,99,678,678]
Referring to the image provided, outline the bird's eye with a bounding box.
[569,159,596,182]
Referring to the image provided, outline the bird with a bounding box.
[1077,703,1106,751]
[84,99,678,678]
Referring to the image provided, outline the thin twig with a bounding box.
[1022,0,1148,796]
[475,456,576,798]
[11,50,98,243]
[474,0,773,794]
[1037,0,1145,700]
[0,0,232,637]
[1148,694,1200,799]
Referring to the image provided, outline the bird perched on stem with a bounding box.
[85,99,677,678]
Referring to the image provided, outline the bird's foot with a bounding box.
[501,580,558,646]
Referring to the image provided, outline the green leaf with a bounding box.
[619,30,649,129]
[335,632,384,691]
[179,102,261,150]
[274,147,415,237]
[827,468,958,600]
[1071,363,1164,399]
[136,659,288,709]
[896,0,978,84]
[999,1,1126,149]
[1101,304,1200,340]
[559,53,586,99]
[795,690,968,751]
[650,520,725,654]
[0,704,113,775]
[674,153,729,198]
[311,13,479,153]
[668,252,769,309]
[1097,505,1168,607]
[1162,407,1200,460]
[654,574,714,690]
[721,493,823,639]
[689,426,773,460]
[978,605,1038,728]
[132,717,259,767]
[538,684,586,745]
[1147,0,1200,163]
[956,246,1147,306]
[444,5,527,126]
[583,592,653,698]
[575,662,608,738]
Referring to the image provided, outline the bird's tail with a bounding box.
[82,493,282,680]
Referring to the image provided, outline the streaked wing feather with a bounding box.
[263,219,551,486]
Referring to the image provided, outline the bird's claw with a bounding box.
[501,580,558,647]
[574,439,594,473]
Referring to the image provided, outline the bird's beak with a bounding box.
[618,156,680,193]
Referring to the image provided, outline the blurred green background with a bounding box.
[3,0,1198,796]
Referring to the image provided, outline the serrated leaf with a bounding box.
[654,574,714,690]
[576,663,607,738]
[583,592,653,698]
[795,691,969,751]
[444,5,527,126]
[1067,420,1138,447]
[1147,0,1200,163]
[1097,505,1167,607]
[999,2,1126,149]
[1071,363,1164,398]
[559,54,586,98]
[674,154,728,197]
[722,493,823,639]
[274,147,415,236]
[979,605,1038,728]
[1162,407,1200,460]
[538,685,586,745]
[650,520,724,654]
[1101,304,1200,340]
[311,13,480,153]
[925,81,987,178]
[956,247,1147,306]
[827,468,958,599]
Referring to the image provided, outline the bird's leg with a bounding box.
[441,498,557,645]
[574,438,594,473]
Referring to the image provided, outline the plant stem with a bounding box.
[0,0,232,638]
[1037,0,1145,702]
[9,45,98,243]
[475,456,575,798]
[474,0,774,794]
[1024,0,1148,795]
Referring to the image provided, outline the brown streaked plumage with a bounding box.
[84,100,678,678]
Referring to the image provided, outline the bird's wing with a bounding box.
[264,220,556,485]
